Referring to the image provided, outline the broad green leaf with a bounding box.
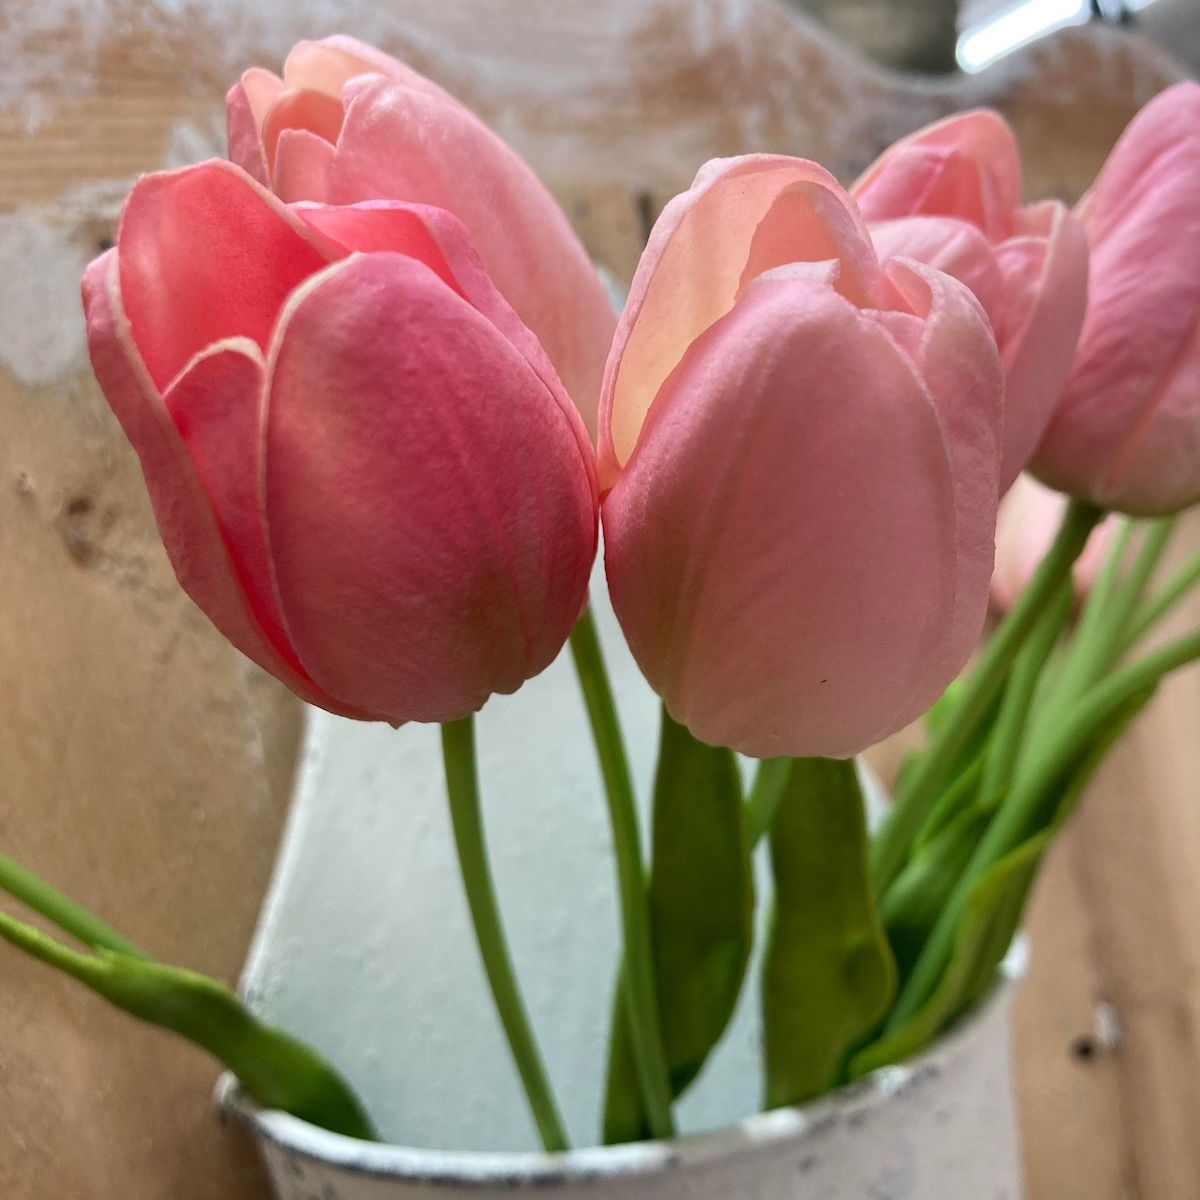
[603,708,752,1144]
[851,685,1156,1078]
[0,910,375,1139]
[762,758,896,1109]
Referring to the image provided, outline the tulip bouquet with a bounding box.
[3,38,1200,1157]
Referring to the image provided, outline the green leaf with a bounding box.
[848,828,1046,1078]
[923,679,962,737]
[851,684,1157,1078]
[880,795,994,979]
[0,911,376,1140]
[603,708,753,1143]
[762,758,896,1108]
[912,751,987,850]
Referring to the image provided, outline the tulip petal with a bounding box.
[263,253,597,724]
[881,258,1003,713]
[324,77,616,433]
[1075,81,1200,242]
[604,276,962,759]
[162,338,298,672]
[292,200,593,483]
[261,88,346,177]
[117,161,332,390]
[226,69,284,185]
[853,110,1021,241]
[992,201,1088,487]
[81,251,363,718]
[283,36,443,99]
[992,474,1113,613]
[869,216,1005,331]
[599,155,883,487]
[1034,83,1200,515]
[272,128,336,204]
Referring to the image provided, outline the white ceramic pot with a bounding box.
[219,965,1023,1200]
[227,568,1025,1196]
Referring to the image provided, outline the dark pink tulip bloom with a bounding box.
[227,35,615,434]
[83,161,597,724]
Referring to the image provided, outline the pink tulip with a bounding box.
[226,35,615,433]
[1033,82,1200,516]
[991,474,1114,613]
[600,156,1004,759]
[853,110,1089,490]
[82,160,597,724]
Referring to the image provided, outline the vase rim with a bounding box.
[218,942,1025,1186]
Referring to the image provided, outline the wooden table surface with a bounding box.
[1,2,1197,1197]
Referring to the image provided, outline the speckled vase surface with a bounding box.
[220,970,1023,1199]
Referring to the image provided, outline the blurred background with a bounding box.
[1,1,1197,1197]
[800,0,1200,73]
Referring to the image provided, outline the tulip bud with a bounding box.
[991,474,1114,614]
[600,156,1004,759]
[226,36,615,433]
[1032,82,1200,516]
[853,110,1089,490]
[83,161,597,724]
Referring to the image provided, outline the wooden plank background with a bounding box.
[1,2,1196,1196]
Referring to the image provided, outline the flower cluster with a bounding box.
[84,39,1200,763]
[57,37,1200,1150]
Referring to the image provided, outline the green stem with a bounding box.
[569,608,675,1140]
[871,501,1104,892]
[888,626,1200,1029]
[1123,549,1200,653]
[0,907,374,1138]
[977,584,1073,806]
[440,716,569,1153]
[1105,518,1176,650]
[1055,518,1174,705]
[1045,518,1133,707]
[746,759,792,846]
[0,852,146,958]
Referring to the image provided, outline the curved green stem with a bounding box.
[1123,549,1200,653]
[1045,518,1134,707]
[888,626,1200,1029]
[0,907,375,1138]
[569,608,675,1140]
[441,717,569,1153]
[1053,518,1173,706]
[977,584,1072,806]
[0,851,146,958]
[871,501,1104,892]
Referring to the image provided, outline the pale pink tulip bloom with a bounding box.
[83,160,597,725]
[227,35,615,433]
[853,109,1089,489]
[1033,82,1200,516]
[991,474,1114,613]
[600,156,1004,759]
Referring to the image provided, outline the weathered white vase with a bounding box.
[221,968,1022,1198]
[224,564,1024,1197]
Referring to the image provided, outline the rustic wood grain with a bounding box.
[1,2,1196,1196]
[1037,513,1200,1200]
[0,197,301,1197]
